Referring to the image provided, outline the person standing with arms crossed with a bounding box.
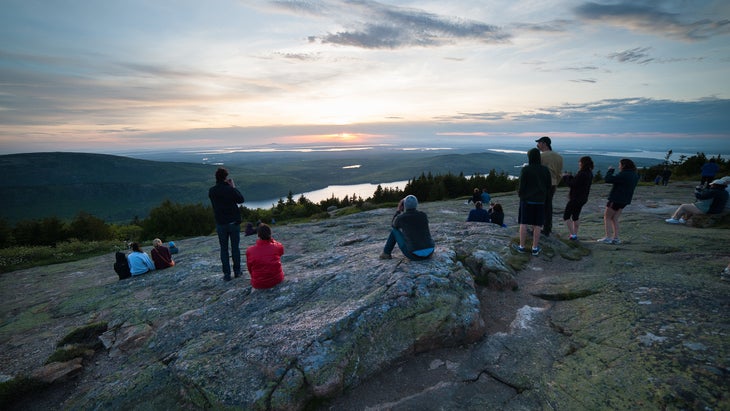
[536,136,563,237]
[209,167,245,281]
[513,148,552,256]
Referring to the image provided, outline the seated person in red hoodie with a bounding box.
[246,224,284,289]
[151,238,175,270]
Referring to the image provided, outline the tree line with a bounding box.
[0,169,516,248]
[1,152,725,249]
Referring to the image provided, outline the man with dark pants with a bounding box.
[380,195,435,260]
[209,167,245,281]
[536,136,563,237]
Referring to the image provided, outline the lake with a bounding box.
[243,180,410,210]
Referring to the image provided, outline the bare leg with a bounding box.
[573,219,580,236]
[564,219,574,236]
[531,225,541,248]
[672,203,700,220]
[602,207,613,238]
[519,224,527,248]
[610,209,623,239]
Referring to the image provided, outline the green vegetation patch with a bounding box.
[57,321,108,347]
[45,345,95,364]
[0,304,52,335]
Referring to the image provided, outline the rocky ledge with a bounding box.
[1,183,728,410]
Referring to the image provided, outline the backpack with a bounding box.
[114,251,131,280]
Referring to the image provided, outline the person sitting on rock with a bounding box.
[127,242,155,276]
[488,203,505,227]
[468,188,481,204]
[380,195,435,260]
[467,201,490,222]
[150,238,175,270]
[246,224,285,289]
[665,179,728,224]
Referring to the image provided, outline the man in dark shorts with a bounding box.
[513,148,552,256]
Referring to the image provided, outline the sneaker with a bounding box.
[512,244,526,253]
[678,218,686,224]
[612,238,622,245]
[379,252,392,260]
[665,218,681,224]
[569,234,578,241]
[531,246,541,256]
[597,237,613,244]
[223,275,232,281]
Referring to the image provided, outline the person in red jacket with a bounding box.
[246,224,284,289]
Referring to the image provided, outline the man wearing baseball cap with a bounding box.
[535,136,563,236]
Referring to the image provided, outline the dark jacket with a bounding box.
[467,208,489,222]
[393,209,435,253]
[562,168,593,203]
[518,149,551,203]
[604,169,639,205]
[488,209,504,226]
[696,186,729,214]
[208,182,245,225]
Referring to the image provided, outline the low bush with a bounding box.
[0,240,124,274]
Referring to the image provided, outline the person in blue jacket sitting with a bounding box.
[127,242,155,276]
[467,201,490,222]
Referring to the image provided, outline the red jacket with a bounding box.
[246,239,284,289]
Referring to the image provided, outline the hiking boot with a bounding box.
[531,246,542,256]
[379,252,392,260]
[512,244,526,253]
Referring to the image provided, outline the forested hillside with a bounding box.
[0,150,658,223]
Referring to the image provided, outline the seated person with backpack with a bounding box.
[127,242,155,276]
[151,238,175,270]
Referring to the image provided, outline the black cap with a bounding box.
[535,136,551,145]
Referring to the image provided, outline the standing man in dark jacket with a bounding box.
[536,136,563,237]
[209,167,245,281]
[380,195,435,260]
[513,148,552,256]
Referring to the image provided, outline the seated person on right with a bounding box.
[488,203,505,226]
[665,179,728,224]
[151,238,175,270]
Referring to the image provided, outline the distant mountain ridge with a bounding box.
[0,151,659,223]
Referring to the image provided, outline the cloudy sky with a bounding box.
[1,0,729,154]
